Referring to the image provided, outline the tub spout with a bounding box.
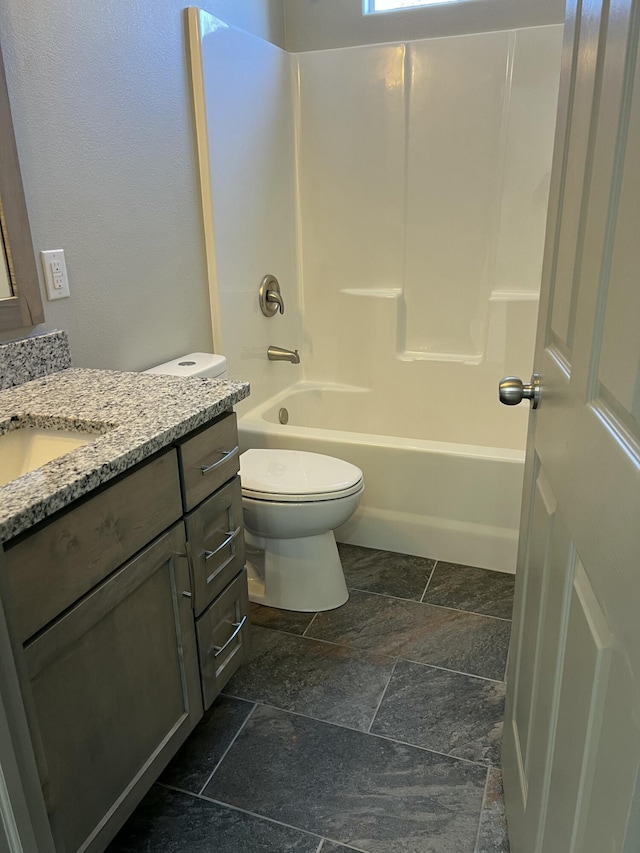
[267,345,300,364]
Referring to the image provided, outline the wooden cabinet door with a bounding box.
[23,524,202,853]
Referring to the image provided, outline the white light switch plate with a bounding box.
[40,249,70,300]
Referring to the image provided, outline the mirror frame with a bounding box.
[0,39,44,330]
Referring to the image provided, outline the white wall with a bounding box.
[204,0,285,45]
[284,0,564,51]
[192,12,302,411]
[0,0,284,368]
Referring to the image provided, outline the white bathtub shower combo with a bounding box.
[240,381,525,574]
[188,10,563,577]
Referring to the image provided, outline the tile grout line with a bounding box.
[345,584,428,605]
[420,560,438,603]
[247,620,506,683]
[398,656,508,685]
[316,839,371,853]
[302,611,320,637]
[337,587,513,623]
[473,765,492,853]
[245,624,396,664]
[162,779,376,853]
[197,790,374,853]
[342,720,500,770]
[159,783,329,845]
[252,588,513,637]
[196,702,258,796]
[218,696,496,770]
[367,657,399,734]
[220,691,373,738]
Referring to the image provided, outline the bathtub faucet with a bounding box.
[267,345,300,364]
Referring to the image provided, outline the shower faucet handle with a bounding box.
[259,274,285,316]
[499,374,541,409]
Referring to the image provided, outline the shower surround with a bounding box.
[188,10,563,572]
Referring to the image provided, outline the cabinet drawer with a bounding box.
[178,412,239,511]
[5,449,182,643]
[196,568,249,709]
[185,476,245,616]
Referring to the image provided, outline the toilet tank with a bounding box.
[144,352,227,379]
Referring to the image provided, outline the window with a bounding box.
[365,0,461,12]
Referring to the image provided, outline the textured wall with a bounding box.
[0,0,284,368]
[284,0,564,52]
[193,11,302,412]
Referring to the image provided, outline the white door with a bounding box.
[502,0,640,851]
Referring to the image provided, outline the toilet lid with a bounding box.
[240,449,364,503]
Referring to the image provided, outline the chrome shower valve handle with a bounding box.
[259,274,285,316]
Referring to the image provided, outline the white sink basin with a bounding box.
[0,426,96,487]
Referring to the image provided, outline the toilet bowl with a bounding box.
[240,449,364,612]
[144,353,363,612]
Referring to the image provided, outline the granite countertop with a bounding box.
[0,368,250,543]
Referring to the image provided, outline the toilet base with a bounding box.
[245,529,349,612]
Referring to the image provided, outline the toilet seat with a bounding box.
[240,449,364,503]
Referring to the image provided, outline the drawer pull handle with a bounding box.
[200,446,239,475]
[206,553,235,586]
[203,527,242,562]
[212,615,247,658]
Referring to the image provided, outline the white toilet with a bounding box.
[144,352,228,380]
[145,353,364,612]
[240,448,363,612]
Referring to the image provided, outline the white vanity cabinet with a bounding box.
[1,410,250,853]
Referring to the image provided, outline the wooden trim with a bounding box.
[0,551,56,852]
[0,39,44,330]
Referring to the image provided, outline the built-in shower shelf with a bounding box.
[489,290,540,303]
[397,349,484,366]
[340,288,402,298]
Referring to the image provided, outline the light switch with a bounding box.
[40,249,70,300]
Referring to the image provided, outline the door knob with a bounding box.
[499,374,541,409]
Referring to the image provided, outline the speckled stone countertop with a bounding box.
[0,368,250,543]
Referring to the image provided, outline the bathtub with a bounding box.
[238,382,526,574]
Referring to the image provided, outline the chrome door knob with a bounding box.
[499,374,541,409]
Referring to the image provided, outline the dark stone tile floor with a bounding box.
[225,624,395,731]
[338,543,436,600]
[203,704,487,853]
[371,660,506,764]
[108,785,321,853]
[422,561,516,620]
[477,768,510,853]
[159,695,254,793]
[249,601,316,635]
[108,545,512,853]
[306,589,511,681]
